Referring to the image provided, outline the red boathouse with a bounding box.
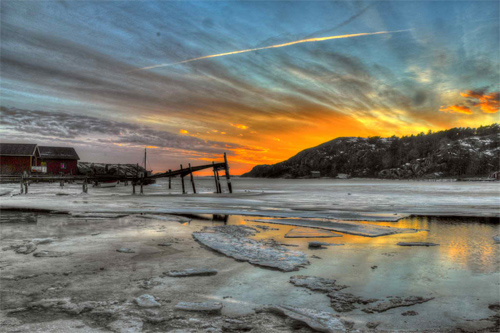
[0,143,40,174]
[37,146,80,175]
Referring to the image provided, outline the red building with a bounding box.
[0,143,40,174]
[38,146,80,175]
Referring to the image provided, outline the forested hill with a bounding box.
[242,124,500,179]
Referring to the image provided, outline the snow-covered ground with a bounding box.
[1,178,499,332]
[1,178,499,220]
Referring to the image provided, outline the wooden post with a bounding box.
[224,152,233,194]
[20,178,24,194]
[189,163,196,194]
[168,169,172,189]
[180,164,186,194]
[140,180,144,194]
[212,162,219,193]
[132,182,136,195]
[215,169,222,194]
[24,180,28,194]
[59,172,64,188]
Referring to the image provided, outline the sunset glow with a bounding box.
[0,1,498,175]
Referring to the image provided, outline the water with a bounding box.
[1,211,498,329]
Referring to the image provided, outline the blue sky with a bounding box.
[1,1,498,173]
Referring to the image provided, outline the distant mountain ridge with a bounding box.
[242,124,500,179]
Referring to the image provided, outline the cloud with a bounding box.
[0,107,263,157]
[230,123,249,130]
[460,90,499,114]
[439,104,472,115]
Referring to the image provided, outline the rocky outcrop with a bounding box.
[243,124,500,179]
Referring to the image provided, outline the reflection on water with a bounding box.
[2,212,498,275]
[186,215,499,274]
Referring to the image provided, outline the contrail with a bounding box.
[132,29,410,72]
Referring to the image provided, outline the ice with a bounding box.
[0,179,497,221]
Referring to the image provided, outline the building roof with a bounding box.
[0,143,38,156]
[38,146,80,160]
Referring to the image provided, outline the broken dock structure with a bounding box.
[10,153,233,195]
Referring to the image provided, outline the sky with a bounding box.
[1,1,499,175]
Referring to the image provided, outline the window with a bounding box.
[60,162,66,169]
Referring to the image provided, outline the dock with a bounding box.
[3,153,233,195]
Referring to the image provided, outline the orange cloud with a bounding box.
[231,123,249,130]
[439,104,472,115]
[179,129,189,134]
[460,90,499,114]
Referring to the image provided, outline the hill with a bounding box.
[242,124,500,179]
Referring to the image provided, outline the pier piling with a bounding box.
[224,152,232,194]
[215,169,222,193]
[212,162,219,193]
[189,163,196,194]
[180,164,186,194]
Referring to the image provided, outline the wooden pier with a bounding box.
[5,153,233,195]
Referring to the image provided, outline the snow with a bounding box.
[0,178,498,220]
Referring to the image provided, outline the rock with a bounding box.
[308,241,344,248]
[401,310,419,316]
[285,228,343,238]
[396,242,439,247]
[289,275,371,312]
[1,274,39,281]
[264,305,348,332]
[164,268,218,277]
[33,251,71,257]
[488,302,500,312]
[91,233,101,236]
[175,301,223,314]
[366,321,381,329]
[493,235,500,244]
[193,226,308,272]
[222,318,253,331]
[158,242,173,247]
[290,276,348,293]
[30,238,55,245]
[108,316,144,333]
[138,279,162,290]
[363,296,434,313]
[134,294,161,308]
[371,266,378,270]
[28,298,102,315]
[328,292,377,312]
[254,225,279,231]
[117,248,135,253]
[15,242,37,254]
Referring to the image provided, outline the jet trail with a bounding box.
[133,29,410,72]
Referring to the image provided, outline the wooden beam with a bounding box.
[168,169,172,189]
